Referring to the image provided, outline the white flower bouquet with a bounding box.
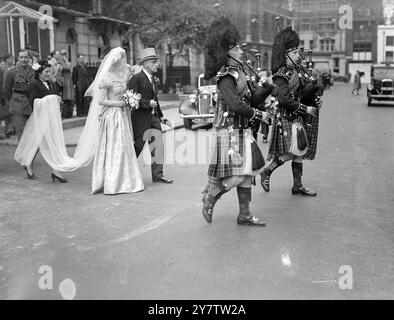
[122,89,142,110]
[32,62,41,71]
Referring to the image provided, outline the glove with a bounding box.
[250,109,269,124]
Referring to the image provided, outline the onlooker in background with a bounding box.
[4,54,14,71]
[3,49,35,141]
[72,54,90,116]
[49,50,63,93]
[25,44,40,65]
[352,70,361,95]
[322,72,330,90]
[0,58,5,70]
[0,64,9,139]
[59,50,74,118]
[1,54,16,138]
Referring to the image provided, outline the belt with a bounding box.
[13,90,28,95]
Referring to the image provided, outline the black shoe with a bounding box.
[24,166,35,180]
[260,170,270,192]
[202,193,215,223]
[51,173,68,183]
[237,215,266,227]
[291,186,317,197]
[153,177,173,184]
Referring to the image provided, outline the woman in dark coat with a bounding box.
[17,59,68,182]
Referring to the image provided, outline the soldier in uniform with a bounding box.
[3,49,35,141]
[201,17,269,226]
[259,27,322,196]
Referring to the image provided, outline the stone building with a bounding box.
[347,0,384,83]
[292,0,347,76]
[0,0,135,65]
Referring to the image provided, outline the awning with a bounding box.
[0,1,57,22]
[89,15,132,26]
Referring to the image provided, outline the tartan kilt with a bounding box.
[267,112,319,161]
[208,128,264,178]
[267,116,293,160]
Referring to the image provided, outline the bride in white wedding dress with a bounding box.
[14,47,144,194]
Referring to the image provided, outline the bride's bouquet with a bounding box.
[122,89,141,110]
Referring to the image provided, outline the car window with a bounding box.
[374,68,394,79]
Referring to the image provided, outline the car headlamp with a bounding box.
[189,94,197,103]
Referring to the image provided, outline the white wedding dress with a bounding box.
[14,47,144,194]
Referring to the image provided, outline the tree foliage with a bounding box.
[107,0,218,54]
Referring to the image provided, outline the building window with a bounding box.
[93,0,103,14]
[318,17,335,31]
[261,11,270,42]
[319,0,337,9]
[386,51,393,62]
[301,0,312,10]
[320,39,335,52]
[330,39,335,51]
[387,36,394,46]
[353,22,372,41]
[300,18,311,31]
[353,42,372,52]
[309,40,314,50]
[333,57,339,73]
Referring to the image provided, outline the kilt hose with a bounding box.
[267,111,320,161]
[208,128,264,179]
[304,109,319,160]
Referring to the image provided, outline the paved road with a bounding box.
[0,83,393,299]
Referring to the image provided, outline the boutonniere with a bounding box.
[153,76,160,84]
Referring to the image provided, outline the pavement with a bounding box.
[0,100,184,147]
[1,83,394,300]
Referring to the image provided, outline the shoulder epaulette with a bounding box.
[216,65,240,82]
[272,66,294,82]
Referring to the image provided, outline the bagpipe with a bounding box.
[237,42,279,138]
[298,47,324,128]
[240,42,274,100]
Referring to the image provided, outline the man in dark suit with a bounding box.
[72,54,90,116]
[128,48,173,184]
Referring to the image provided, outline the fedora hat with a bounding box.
[139,48,159,64]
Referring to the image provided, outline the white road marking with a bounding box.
[77,207,181,252]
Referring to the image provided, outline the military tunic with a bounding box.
[3,65,35,115]
[208,65,265,178]
[267,65,320,161]
[3,65,35,140]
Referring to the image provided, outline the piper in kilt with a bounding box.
[259,27,323,196]
[201,17,269,226]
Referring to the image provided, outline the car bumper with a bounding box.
[180,114,214,119]
[370,94,394,99]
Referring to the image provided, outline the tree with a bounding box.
[106,0,218,92]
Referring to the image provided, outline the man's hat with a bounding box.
[271,27,300,74]
[139,48,159,65]
[204,16,241,79]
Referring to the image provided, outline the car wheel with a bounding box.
[183,118,193,130]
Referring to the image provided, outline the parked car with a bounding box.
[178,74,216,129]
[367,64,394,106]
